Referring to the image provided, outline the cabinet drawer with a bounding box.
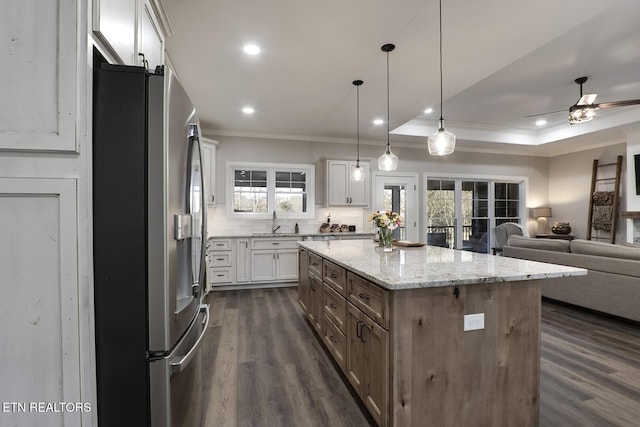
[252,238,298,250]
[208,239,231,251]
[209,267,232,284]
[323,284,346,333]
[347,272,389,329]
[308,252,322,276]
[323,260,346,296]
[323,314,346,372]
[209,253,231,267]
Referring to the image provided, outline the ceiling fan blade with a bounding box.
[524,109,567,118]
[596,99,640,109]
[577,93,597,106]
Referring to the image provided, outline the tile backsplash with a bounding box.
[207,204,373,236]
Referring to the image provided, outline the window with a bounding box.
[228,162,314,218]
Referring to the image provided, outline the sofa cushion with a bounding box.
[570,239,640,261]
[506,235,571,252]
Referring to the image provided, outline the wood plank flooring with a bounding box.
[200,287,640,427]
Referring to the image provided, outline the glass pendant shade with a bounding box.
[351,164,364,181]
[378,147,398,171]
[427,120,456,155]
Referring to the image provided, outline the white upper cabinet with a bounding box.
[93,0,137,64]
[201,138,218,206]
[138,0,163,70]
[0,0,78,152]
[94,0,164,68]
[317,159,370,207]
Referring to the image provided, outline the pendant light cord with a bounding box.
[356,84,360,165]
[438,0,444,124]
[386,49,391,151]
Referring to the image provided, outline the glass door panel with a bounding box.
[461,180,489,253]
[426,179,455,248]
[383,184,406,240]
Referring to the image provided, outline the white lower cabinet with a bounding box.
[250,238,299,282]
[236,238,250,283]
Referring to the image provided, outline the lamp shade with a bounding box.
[378,148,398,171]
[531,207,552,218]
[427,123,456,156]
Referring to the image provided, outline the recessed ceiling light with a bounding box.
[424,108,433,114]
[243,44,260,55]
[373,119,384,125]
[242,107,255,114]
[535,119,547,127]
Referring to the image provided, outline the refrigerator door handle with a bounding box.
[170,304,209,374]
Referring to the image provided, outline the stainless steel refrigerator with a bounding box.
[93,63,208,426]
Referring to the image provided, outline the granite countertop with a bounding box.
[298,240,587,291]
[208,232,375,240]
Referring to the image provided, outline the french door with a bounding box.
[426,178,524,252]
[373,173,419,242]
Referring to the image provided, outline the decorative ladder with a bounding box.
[587,155,623,244]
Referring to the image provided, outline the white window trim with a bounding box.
[227,161,315,219]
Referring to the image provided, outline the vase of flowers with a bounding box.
[368,210,400,251]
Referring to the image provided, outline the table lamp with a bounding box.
[531,207,552,235]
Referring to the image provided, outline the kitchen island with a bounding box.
[297,240,587,427]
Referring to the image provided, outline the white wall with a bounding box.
[207,135,550,237]
[626,132,640,243]
[548,143,626,241]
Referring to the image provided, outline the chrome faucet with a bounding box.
[272,210,280,233]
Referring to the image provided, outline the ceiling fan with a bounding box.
[527,76,640,124]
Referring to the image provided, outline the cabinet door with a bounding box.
[348,162,369,206]
[308,272,323,334]
[276,249,298,281]
[236,239,250,282]
[251,250,276,281]
[201,139,217,205]
[138,1,163,70]
[1,0,78,151]
[93,0,137,64]
[298,249,309,312]
[363,319,389,427]
[328,161,349,206]
[346,303,366,397]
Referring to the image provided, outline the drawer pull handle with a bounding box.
[329,273,338,279]
[272,242,280,245]
[356,320,362,339]
[216,258,224,261]
[329,303,337,309]
[216,243,224,247]
[216,274,225,277]
[311,262,319,266]
[358,293,370,301]
[329,335,336,343]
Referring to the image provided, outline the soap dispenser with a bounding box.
[294,223,299,234]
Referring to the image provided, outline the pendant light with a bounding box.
[351,79,365,181]
[427,0,456,156]
[378,43,398,171]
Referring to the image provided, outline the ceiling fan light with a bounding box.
[569,107,596,124]
[378,147,398,171]
[427,122,456,156]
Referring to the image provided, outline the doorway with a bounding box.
[373,173,419,242]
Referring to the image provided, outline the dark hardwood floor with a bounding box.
[201,287,640,427]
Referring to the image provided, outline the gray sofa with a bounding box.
[503,235,640,322]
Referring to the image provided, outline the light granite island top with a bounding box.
[298,239,587,290]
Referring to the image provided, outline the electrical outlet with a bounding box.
[463,313,485,331]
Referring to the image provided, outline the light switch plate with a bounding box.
[464,313,485,331]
